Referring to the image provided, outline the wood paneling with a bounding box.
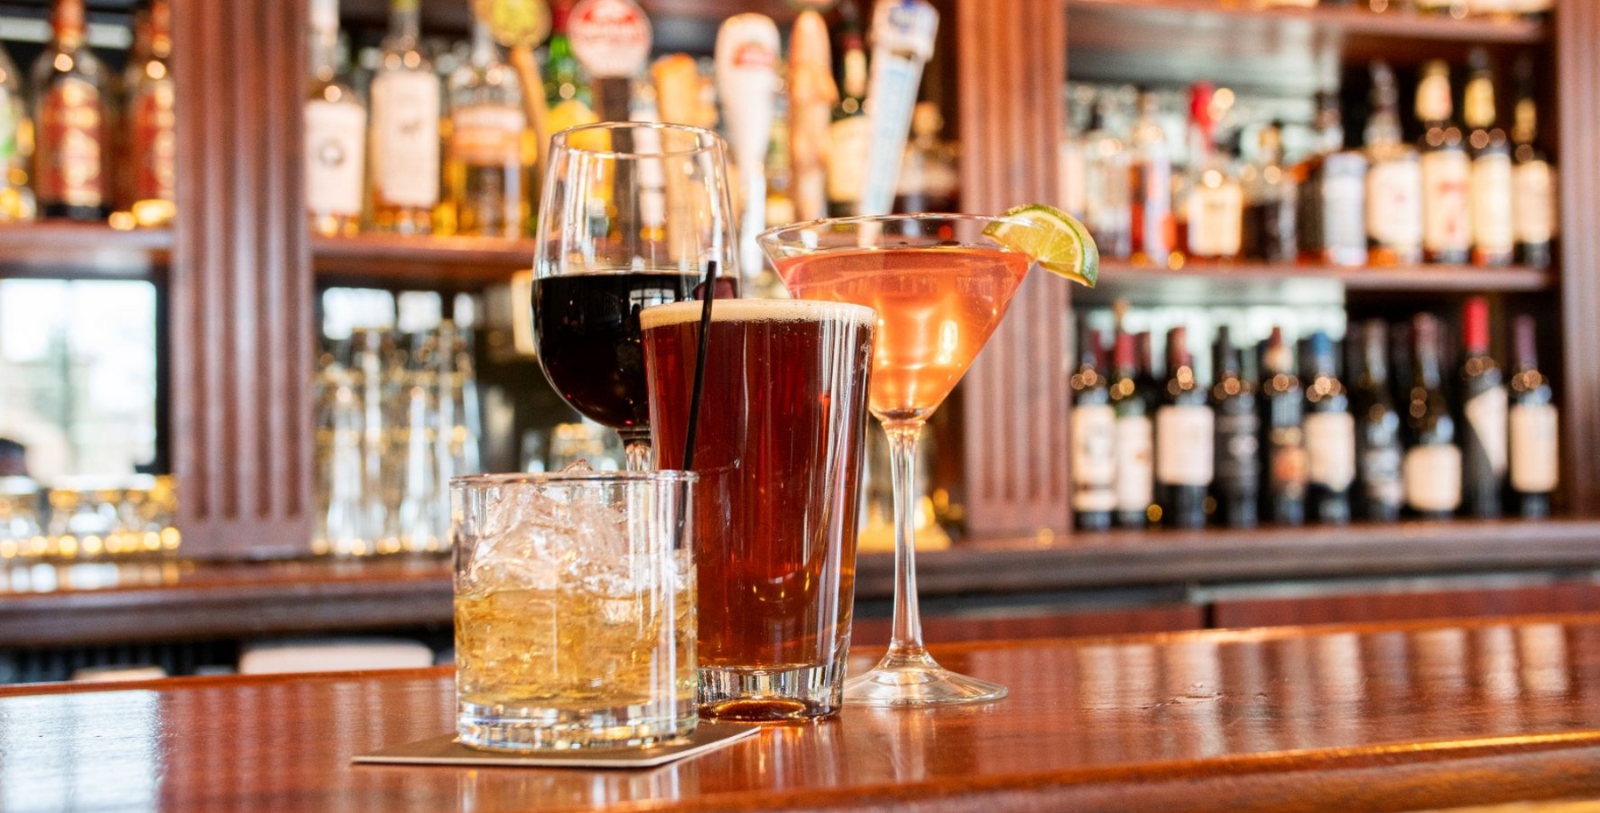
[312,234,532,291]
[168,0,313,557]
[852,604,1202,647]
[14,617,1600,810]
[1555,0,1599,511]
[957,0,1073,537]
[0,223,170,280]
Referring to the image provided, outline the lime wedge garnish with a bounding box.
[985,204,1099,288]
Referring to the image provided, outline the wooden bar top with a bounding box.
[9,614,1600,811]
[9,517,1600,648]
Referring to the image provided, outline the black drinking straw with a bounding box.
[681,260,719,471]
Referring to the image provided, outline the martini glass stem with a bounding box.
[885,420,929,661]
[619,429,653,472]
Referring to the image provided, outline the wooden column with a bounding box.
[1556,0,1600,512]
[169,0,314,557]
[956,0,1072,536]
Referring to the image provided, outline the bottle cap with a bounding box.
[1463,297,1491,354]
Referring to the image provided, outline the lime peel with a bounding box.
[984,204,1100,288]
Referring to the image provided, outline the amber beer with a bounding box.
[642,299,875,720]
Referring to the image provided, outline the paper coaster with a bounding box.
[353,722,761,769]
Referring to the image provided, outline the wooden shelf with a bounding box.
[1065,0,1547,90]
[1076,259,1555,305]
[312,234,534,291]
[7,517,1600,648]
[0,222,172,281]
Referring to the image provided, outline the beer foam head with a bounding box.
[639,298,877,330]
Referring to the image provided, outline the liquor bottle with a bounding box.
[1365,62,1423,266]
[1403,313,1461,519]
[1464,50,1513,267]
[1129,90,1174,267]
[1211,327,1259,529]
[825,2,869,219]
[1260,327,1307,526]
[544,1,590,111]
[126,0,175,228]
[368,0,441,234]
[1459,296,1506,519]
[894,103,959,213]
[305,0,366,237]
[1303,331,1354,525]
[444,14,527,238]
[1296,91,1368,267]
[1071,327,1116,531]
[1059,87,1090,221]
[1179,83,1243,264]
[1511,56,1555,270]
[1082,99,1132,259]
[31,0,109,221]
[1508,314,1556,518]
[1242,121,1296,263]
[0,40,33,222]
[1416,60,1471,265]
[1155,327,1213,529]
[1351,320,1404,522]
[1110,330,1154,529]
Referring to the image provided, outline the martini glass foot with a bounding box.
[844,649,1007,706]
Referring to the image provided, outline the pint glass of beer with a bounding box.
[642,299,875,721]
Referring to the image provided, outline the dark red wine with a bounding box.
[1156,326,1212,529]
[1071,327,1114,531]
[532,271,733,432]
[1211,326,1259,529]
[1509,314,1556,518]
[1259,327,1306,526]
[1404,314,1460,520]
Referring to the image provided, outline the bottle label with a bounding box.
[1404,444,1462,512]
[1421,149,1472,254]
[1268,428,1308,497]
[305,99,367,218]
[1360,443,1405,507]
[1155,404,1214,486]
[1470,153,1514,253]
[1138,153,1172,258]
[827,114,871,206]
[1214,410,1260,484]
[370,70,442,208]
[1071,404,1117,512]
[1304,412,1355,489]
[130,81,177,204]
[1114,414,1153,512]
[1323,168,1366,254]
[568,0,653,78]
[1513,160,1555,244]
[1509,403,1559,493]
[1416,73,1453,123]
[1059,139,1086,219]
[1367,159,1423,251]
[1186,181,1243,257]
[1465,384,1509,475]
[37,76,103,208]
[451,103,525,166]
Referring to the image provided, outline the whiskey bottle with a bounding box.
[825,1,869,219]
[1511,56,1554,269]
[368,0,441,234]
[305,0,366,237]
[0,39,34,222]
[1365,62,1423,266]
[32,0,109,221]
[1417,60,1472,264]
[1242,121,1296,263]
[1129,90,1174,267]
[1179,82,1243,264]
[1296,91,1367,267]
[444,15,527,238]
[127,0,176,228]
[1464,50,1513,267]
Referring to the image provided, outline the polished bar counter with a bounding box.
[9,614,1600,812]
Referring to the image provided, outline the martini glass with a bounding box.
[760,213,1037,706]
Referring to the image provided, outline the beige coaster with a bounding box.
[353,722,761,769]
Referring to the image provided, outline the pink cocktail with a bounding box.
[762,215,1039,707]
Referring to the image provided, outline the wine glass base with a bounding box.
[843,651,1007,707]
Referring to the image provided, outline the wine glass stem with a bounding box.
[884,420,927,660]
[619,430,653,472]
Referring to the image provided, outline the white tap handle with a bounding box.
[715,13,780,286]
[859,0,939,218]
